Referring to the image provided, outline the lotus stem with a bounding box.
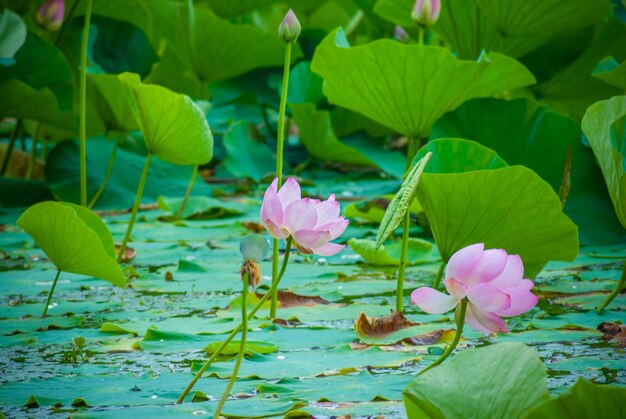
[270,41,292,319]
[42,270,61,318]
[214,272,249,417]
[26,123,43,179]
[418,26,424,46]
[117,153,152,263]
[597,261,626,314]
[1,119,21,176]
[418,299,467,375]
[88,140,119,209]
[176,238,293,404]
[396,211,411,312]
[79,0,93,206]
[176,164,198,221]
[432,260,445,290]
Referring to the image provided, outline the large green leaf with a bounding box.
[0,31,73,110]
[311,28,535,138]
[525,378,626,419]
[532,22,626,120]
[374,0,611,59]
[206,0,277,18]
[16,202,126,287]
[0,9,26,64]
[290,103,396,170]
[581,96,626,229]
[0,79,76,133]
[416,166,579,277]
[45,139,212,209]
[147,6,291,98]
[375,152,431,247]
[413,138,507,173]
[87,72,141,135]
[403,343,549,418]
[221,120,275,182]
[132,83,213,165]
[432,98,623,244]
[91,16,159,79]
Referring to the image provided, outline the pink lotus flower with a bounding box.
[411,0,441,26]
[394,25,409,43]
[260,178,348,256]
[36,0,65,31]
[411,243,538,334]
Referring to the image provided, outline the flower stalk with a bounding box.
[42,270,61,318]
[176,164,198,221]
[176,238,293,404]
[597,260,626,314]
[214,271,249,417]
[88,140,120,209]
[79,0,93,206]
[117,153,152,262]
[419,299,467,375]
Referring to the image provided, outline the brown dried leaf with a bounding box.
[598,322,626,347]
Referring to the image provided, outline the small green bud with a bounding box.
[278,9,301,43]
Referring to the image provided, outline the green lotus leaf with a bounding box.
[403,343,549,418]
[525,378,626,419]
[87,72,141,135]
[132,83,213,165]
[0,9,26,64]
[416,165,579,277]
[374,0,610,59]
[412,138,507,173]
[311,28,535,138]
[222,120,275,182]
[593,56,626,91]
[581,96,626,229]
[432,98,622,244]
[16,202,126,287]
[349,238,433,266]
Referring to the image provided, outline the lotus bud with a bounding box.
[394,26,409,43]
[36,0,65,31]
[411,0,441,27]
[278,9,301,43]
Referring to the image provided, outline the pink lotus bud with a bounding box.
[260,177,348,256]
[411,0,441,27]
[36,0,65,31]
[278,9,301,43]
[410,243,538,334]
[394,26,409,43]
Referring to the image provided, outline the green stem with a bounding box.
[26,123,43,179]
[176,238,293,404]
[79,0,93,206]
[418,26,425,46]
[270,41,292,318]
[432,260,445,290]
[418,299,467,375]
[270,239,279,318]
[117,153,152,263]
[597,261,626,314]
[42,270,61,318]
[176,164,198,221]
[88,140,119,209]
[1,120,21,176]
[214,272,249,417]
[396,210,411,312]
